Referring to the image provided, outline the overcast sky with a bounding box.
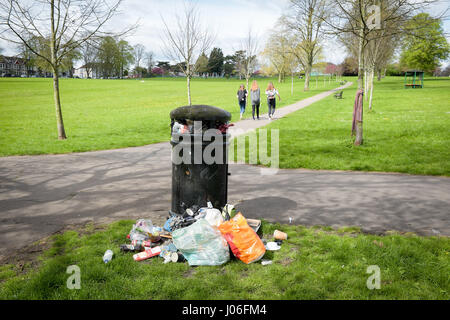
[1,0,449,68]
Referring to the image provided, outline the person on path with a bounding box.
[250,80,261,120]
[237,84,248,120]
[265,82,281,120]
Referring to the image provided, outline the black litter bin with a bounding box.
[170,105,232,215]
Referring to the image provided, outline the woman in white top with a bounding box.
[265,82,281,120]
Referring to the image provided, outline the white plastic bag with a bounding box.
[172,219,229,266]
[204,208,224,227]
[129,219,160,241]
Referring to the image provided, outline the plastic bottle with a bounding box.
[103,250,114,263]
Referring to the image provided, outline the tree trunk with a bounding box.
[50,0,66,140]
[187,75,192,106]
[52,67,67,140]
[377,68,382,81]
[304,67,310,91]
[355,27,365,146]
[291,72,294,95]
[369,69,374,110]
[354,122,363,146]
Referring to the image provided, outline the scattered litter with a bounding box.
[247,219,261,232]
[432,229,441,235]
[265,242,281,251]
[133,247,162,262]
[103,250,114,263]
[261,260,273,266]
[222,204,234,221]
[274,230,288,240]
[129,219,161,242]
[171,252,186,263]
[218,213,266,264]
[120,244,143,252]
[119,204,270,268]
[274,240,283,246]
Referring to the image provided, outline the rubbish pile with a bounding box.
[104,202,288,267]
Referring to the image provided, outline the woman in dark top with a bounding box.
[237,84,248,120]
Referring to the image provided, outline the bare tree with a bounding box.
[161,1,214,105]
[0,0,132,140]
[80,40,98,78]
[325,0,438,146]
[133,43,144,77]
[240,27,259,98]
[365,32,397,110]
[145,51,154,73]
[282,0,328,91]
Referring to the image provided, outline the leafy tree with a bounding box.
[195,52,209,75]
[207,47,224,75]
[400,13,449,74]
[157,61,171,72]
[223,55,236,78]
[233,50,246,80]
[116,39,134,78]
[339,56,358,76]
[97,36,118,77]
[282,0,328,91]
[96,37,134,78]
[151,67,164,76]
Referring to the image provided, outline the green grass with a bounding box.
[0,220,448,300]
[0,77,338,156]
[235,77,450,176]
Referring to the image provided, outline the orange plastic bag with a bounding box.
[218,213,266,264]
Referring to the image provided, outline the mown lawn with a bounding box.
[0,220,448,300]
[0,77,338,156]
[235,77,450,176]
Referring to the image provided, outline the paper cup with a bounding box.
[274,230,288,240]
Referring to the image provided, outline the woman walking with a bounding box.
[265,82,281,120]
[237,84,248,120]
[250,80,261,120]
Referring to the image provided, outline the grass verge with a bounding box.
[234,77,450,176]
[0,77,339,156]
[0,220,448,300]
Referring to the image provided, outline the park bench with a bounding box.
[334,91,343,99]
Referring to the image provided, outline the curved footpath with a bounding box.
[1,82,449,261]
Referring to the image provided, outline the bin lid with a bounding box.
[170,105,231,122]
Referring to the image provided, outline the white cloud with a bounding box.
[2,0,448,68]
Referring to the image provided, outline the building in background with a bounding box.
[0,55,35,77]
